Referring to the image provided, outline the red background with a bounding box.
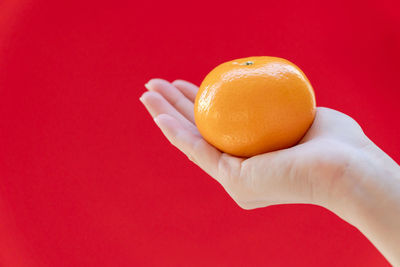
[0,0,399,266]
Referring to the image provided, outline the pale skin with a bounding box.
[140,78,400,265]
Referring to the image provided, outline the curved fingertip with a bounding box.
[139,91,154,103]
[145,78,171,91]
[171,79,186,85]
[171,79,198,87]
[139,91,165,110]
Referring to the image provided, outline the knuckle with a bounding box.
[168,134,179,146]
[187,154,197,164]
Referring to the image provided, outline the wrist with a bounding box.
[327,144,400,222]
[326,144,400,265]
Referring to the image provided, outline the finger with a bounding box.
[154,114,242,181]
[140,91,198,134]
[145,79,195,123]
[171,79,199,102]
[154,114,220,177]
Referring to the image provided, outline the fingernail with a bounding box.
[154,117,160,125]
[144,82,152,90]
[139,96,144,103]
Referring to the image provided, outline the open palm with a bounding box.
[140,78,371,212]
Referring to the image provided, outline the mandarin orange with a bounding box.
[194,56,316,157]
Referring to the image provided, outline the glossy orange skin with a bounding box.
[194,56,316,157]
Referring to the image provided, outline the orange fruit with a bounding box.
[194,56,316,157]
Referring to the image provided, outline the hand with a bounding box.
[140,78,369,211]
[140,78,400,265]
